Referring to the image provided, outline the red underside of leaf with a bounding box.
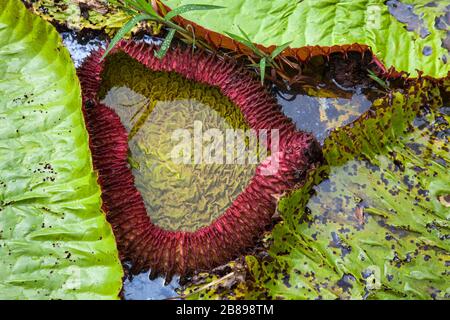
[77,41,321,277]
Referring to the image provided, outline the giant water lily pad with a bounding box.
[248,81,450,299]
[0,0,123,299]
[180,81,449,299]
[163,0,450,78]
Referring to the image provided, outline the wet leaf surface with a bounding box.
[250,81,450,299]
[179,81,449,299]
[0,0,123,299]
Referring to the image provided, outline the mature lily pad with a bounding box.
[180,81,449,299]
[0,0,123,299]
[247,81,450,299]
[163,0,450,78]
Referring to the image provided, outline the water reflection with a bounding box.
[277,87,373,143]
[123,271,180,300]
[61,31,106,68]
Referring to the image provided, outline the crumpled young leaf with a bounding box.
[163,0,450,78]
[0,0,123,299]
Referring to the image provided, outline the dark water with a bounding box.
[277,86,373,144]
[61,31,161,67]
[61,32,106,68]
[123,270,180,300]
[63,30,379,300]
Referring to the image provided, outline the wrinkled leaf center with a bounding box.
[98,52,258,232]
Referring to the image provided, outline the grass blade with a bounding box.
[237,26,264,57]
[270,41,292,59]
[247,63,260,68]
[224,32,249,46]
[237,26,253,44]
[165,4,224,21]
[225,31,262,57]
[101,14,151,60]
[368,69,389,90]
[154,28,176,59]
[259,57,266,84]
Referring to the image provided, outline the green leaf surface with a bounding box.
[180,81,449,300]
[251,82,450,299]
[0,0,123,300]
[163,0,450,78]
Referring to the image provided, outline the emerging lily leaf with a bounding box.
[162,0,450,78]
[78,41,321,279]
[0,0,123,299]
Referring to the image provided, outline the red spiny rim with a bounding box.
[78,40,321,278]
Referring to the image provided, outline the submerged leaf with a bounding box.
[0,0,123,299]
